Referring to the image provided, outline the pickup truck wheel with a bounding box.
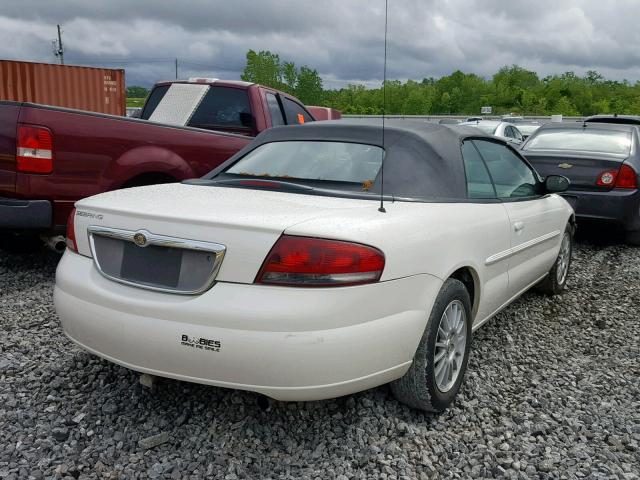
[0,233,42,253]
[390,278,472,412]
[536,225,573,295]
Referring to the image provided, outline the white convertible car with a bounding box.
[55,122,574,412]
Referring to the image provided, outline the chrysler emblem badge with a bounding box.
[558,163,573,169]
[133,232,148,247]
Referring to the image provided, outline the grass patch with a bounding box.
[126,98,145,107]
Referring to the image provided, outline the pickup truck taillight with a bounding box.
[255,235,385,287]
[66,208,77,252]
[597,164,638,189]
[17,124,54,174]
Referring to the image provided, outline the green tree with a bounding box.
[241,50,282,89]
[553,97,580,116]
[295,66,323,105]
[281,61,298,94]
[240,49,640,116]
[126,86,149,98]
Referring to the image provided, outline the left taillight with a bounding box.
[66,208,77,252]
[255,235,385,287]
[17,124,54,174]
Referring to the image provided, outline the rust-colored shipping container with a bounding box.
[0,60,125,116]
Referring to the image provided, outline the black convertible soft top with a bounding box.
[206,120,495,200]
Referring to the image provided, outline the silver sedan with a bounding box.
[459,120,525,145]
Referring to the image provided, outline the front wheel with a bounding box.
[536,225,573,295]
[390,278,472,412]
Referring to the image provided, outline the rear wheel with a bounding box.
[536,225,572,295]
[390,278,472,412]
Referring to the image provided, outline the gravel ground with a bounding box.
[0,238,639,480]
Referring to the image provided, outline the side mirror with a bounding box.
[129,108,142,118]
[545,175,570,193]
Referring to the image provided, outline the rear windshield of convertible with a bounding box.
[524,129,632,155]
[224,141,383,185]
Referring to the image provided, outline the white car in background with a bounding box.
[460,119,526,145]
[55,122,575,412]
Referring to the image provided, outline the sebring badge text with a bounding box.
[76,211,104,220]
[180,334,221,352]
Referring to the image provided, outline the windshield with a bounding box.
[224,141,383,185]
[524,129,632,155]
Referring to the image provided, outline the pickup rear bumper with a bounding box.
[0,197,52,229]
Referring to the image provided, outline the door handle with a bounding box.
[514,221,525,232]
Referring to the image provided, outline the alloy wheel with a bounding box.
[433,299,468,392]
[556,232,571,285]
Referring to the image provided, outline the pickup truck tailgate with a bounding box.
[0,103,19,194]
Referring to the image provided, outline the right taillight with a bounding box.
[255,235,385,287]
[596,164,638,189]
[66,208,77,252]
[615,164,638,189]
[16,124,54,174]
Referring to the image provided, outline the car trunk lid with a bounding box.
[73,182,375,287]
[522,150,629,190]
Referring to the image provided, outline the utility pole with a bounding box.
[52,24,64,65]
[175,58,178,79]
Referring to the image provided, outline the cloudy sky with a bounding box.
[1,0,640,88]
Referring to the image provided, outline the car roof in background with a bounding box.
[154,79,255,89]
[536,121,639,133]
[583,115,640,125]
[512,120,542,125]
[459,119,502,126]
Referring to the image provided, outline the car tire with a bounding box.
[536,225,573,295]
[390,278,472,412]
[625,230,640,246]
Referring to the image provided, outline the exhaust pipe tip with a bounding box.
[256,395,271,411]
[40,235,67,254]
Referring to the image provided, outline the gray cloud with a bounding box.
[0,0,639,88]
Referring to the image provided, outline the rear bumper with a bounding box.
[54,251,442,401]
[0,197,52,229]
[561,188,640,232]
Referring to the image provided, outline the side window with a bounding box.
[266,93,285,126]
[140,85,169,120]
[187,86,253,130]
[513,127,524,141]
[461,141,496,199]
[282,98,314,125]
[504,126,515,138]
[472,140,539,199]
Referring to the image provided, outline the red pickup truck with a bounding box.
[0,79,314,249]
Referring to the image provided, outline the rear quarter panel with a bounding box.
[285,201,513,324]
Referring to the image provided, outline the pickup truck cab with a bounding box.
[0,78,314,246]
